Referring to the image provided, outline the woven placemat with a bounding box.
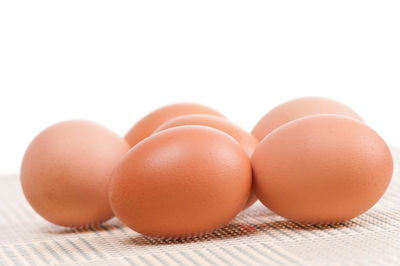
[1,148,399,266]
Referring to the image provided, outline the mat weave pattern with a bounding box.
[1,148,399,265]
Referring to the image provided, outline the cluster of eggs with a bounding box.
[21,97,393,238]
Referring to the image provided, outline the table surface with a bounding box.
[1,148,399,266]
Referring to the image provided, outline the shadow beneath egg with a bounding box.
[123,222,262,246]
[123,208,359,246]
[41,217,124,234]
[42,205,360,245]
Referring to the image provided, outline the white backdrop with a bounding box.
[1,1,399,173]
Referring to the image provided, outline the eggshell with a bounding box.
[21,120,130,227]
[252,97,363,141]
[251,115,393,224]
[125,103,225,147]
[154,114,259,209]
[110,126,252,238]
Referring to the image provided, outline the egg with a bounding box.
[154,114,259,209]
[109,126,252,238]
[155,114,257,158]
[21,120,130,227]
[252,97,363,141]
[251,115,393,224]
[125,103,225,147]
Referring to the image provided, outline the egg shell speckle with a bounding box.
[251,114,393,224]
[21,120,130,227]
[110,125,252,238]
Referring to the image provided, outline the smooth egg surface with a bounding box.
[155,114,258,158]
[251,97,363,141]
[21,120,130,227]
[110,126,252,238]
[251,115,393,224]
[154,114,259,209]
[125,103,225,147]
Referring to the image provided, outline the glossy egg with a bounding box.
[154,114,259,209]
[21,120,130,227]
[252,97,363,141]
[155,114,258,158]
[110,126,252,238]
[251,115,393,224]
[125,103,225,147]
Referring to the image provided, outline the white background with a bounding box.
[1,1,399,174]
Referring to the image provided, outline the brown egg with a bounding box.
[252,97,363,141]
[251,115,393,224]
[21,120,130,227]
[110,126,252,238]
[154,114,259,209]
[155,114,258,158]
[125,103,225,147]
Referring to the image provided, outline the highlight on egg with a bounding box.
[109,126,252,238]
[20,120,130,227]
[154,114,258,158]
[154,114,259,209]
[124,103,225,147]
[251,114,393,224]
[251,97,363,141]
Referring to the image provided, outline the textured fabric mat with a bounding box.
[1,148,399,266]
